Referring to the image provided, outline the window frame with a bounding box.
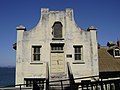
[32,46,41,62]
[73,45,83,61]
[24,78,45,87]
[51,44,64,53]
[52,22,63,39]
[114,48,120,58]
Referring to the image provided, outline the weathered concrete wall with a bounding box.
[16,8,99,84]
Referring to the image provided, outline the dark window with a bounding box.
[24,78,45,89]
[74,46,82,60]
[51,44,64,52]
[52,22,62,38]
[66,54,72,58]
[115,49,120,56]
[32,46,41,61]
[51,46,63,51]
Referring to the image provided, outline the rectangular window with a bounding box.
[51,44,64,52]
[74,46,83,60]
[32,46,41,61]
[66,54,72,58]
[114,49,120,57]
[24,78,45,88]
[51,46,63,51]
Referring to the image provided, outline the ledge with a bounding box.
[30,62,43,64]
[72,61,85,64]
[52,38,64,40]
[51,51,64,53]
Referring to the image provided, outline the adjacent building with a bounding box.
[99,41,120,79]
[14,8,99,88]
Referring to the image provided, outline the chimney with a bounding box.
[117,40,120,48]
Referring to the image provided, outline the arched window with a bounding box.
[52,22,62,38]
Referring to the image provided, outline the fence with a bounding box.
[75,79,120,90]
[48,76,120,90]
[0,76,120,90]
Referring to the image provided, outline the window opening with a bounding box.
[114,49,120,57]
[51,44,63,51]
[74,46,83,60]
[52,22,62,38]
[24,78,45,89]
[32,46,41,61]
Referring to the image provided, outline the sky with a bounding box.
[0,0,120,66]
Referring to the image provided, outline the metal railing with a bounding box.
[0,76,120,90]
[48,77,120,90]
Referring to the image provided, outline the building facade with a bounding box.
[15,8,99,87]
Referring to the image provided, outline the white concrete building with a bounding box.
[15,8,99,88]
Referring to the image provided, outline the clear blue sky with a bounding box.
[0,0,120,66]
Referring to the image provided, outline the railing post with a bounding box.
[60,80,63,90]
[115,80,119,90]
[46,62,49,90]
[100,78,104,90]
[20,85,21,90]
[90,82,93,90]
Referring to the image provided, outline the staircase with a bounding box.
[47,62,75,90]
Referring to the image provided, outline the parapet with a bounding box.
[41,8,49,15]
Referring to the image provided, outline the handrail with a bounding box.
[0,75,99,87]
[1,75,120,90]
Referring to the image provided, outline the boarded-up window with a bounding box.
[50,44,65,73]
[50,53,65,73]
[52,22,62,38]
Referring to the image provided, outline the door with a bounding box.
[50,52,65,74]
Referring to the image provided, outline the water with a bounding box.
[0,67,15,86]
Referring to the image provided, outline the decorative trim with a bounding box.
[73,45,83,47]
[50,43,64,45]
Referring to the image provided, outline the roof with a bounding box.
[98,47,120,72]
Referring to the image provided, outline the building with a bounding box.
[14,8,99,89]
[99,41,120,79]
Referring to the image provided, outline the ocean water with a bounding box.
[0,67,15,86]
